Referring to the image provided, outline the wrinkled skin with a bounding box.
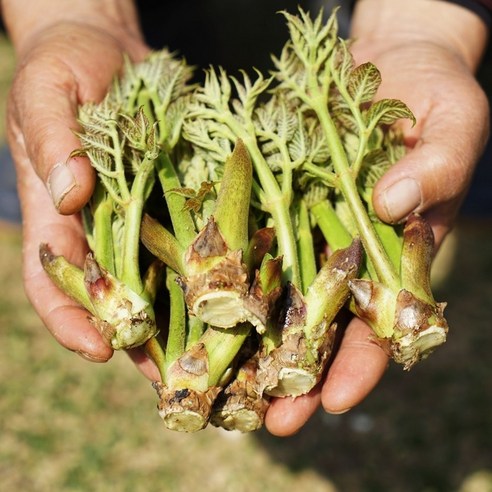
[7,20,150,366]
[3,0,489,436]
[265,0,490,436]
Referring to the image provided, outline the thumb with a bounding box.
[373,94,490,234]
[7,22,149,215]
[9,55,96,215]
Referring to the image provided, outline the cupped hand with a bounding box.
[357,40,489,246]
[7,22,159,378]
[264,3,490,436]
[351,1,490,246]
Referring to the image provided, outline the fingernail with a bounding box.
[75,350,108,363]
[382,178,421,222]
[48,163,76,209]
[327,408,351,415]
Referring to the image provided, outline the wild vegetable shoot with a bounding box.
[40,8,448,433]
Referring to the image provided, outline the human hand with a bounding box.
[4,3,159,379]
[352,0,490,245]
[263,0,490,436]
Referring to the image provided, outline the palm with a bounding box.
[352,41,489,245]
[8,22,151,369]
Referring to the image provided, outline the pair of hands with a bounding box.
[5,0,489,436]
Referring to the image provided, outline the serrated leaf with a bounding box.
[359,149,391,188]
[333,41,354,87]
[288,118,309,163]
[365,99,416,128]
[348,62,381,104]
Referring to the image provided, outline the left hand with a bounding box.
[263,0,489,436]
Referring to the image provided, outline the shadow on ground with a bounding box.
[255,218,492,492]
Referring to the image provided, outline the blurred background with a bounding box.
[1,2,492,491]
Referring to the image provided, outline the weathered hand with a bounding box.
[264,0,489,436]
[352,0,490,245]
[6,18,157,377]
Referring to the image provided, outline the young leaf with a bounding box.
[348,62,381,104]
[365,99,416,128]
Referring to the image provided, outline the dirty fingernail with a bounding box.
[382,178,421,222]
[75,350,108,363]
[327,407,352,415]
[48,163,76,209]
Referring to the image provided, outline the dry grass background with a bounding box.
[1,31,492,492]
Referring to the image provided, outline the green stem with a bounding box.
[165,269,187,371]
[39,244,95,315]
[109,126,131,203]
[311,200,373,280]
[121,157,155,294]
[303,163,337,186]
[92,183,116,275]
[120,196,144,294]
[199,324,252,387]
[243,137,301,288]
[316,108,399,290]
[373,219,403,273]
[297,199,317,294]
[155,153,197,248]
[311,200,352,251]
[145,337,167,382]
[186,317,205,350]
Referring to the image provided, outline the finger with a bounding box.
[13,131,113,362]
[321,317,388,414]
[126,349,162,382]
[264,386,321,437]
[8,24,134,215]
[10,55,97,215]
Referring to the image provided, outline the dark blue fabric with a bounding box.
[0,146,21,224]
[441,0,492,27]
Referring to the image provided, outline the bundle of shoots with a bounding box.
[39,6,451,434]
[271,8,448,368]
[183,43,363,397]
[141,139,280,431]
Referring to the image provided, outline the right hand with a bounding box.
[7,21,159,378]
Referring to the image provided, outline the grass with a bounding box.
[2,218,492,492]
[0,33,15,143]
[1,31,492,492]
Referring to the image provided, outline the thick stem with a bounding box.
[140,214,186,275]
[231,139,298,283]
[156,153,197,248]
[120,196,145,294]
[92,184,116,275]
[297,199,317,294]
[39,244,95,314]
[186,317,205,349]
[316,108,399,289]
[199,324,252,387]
[165,268,187,371]
[213,139,252,252]
[145,337,167,383]
[311,200,352,251]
